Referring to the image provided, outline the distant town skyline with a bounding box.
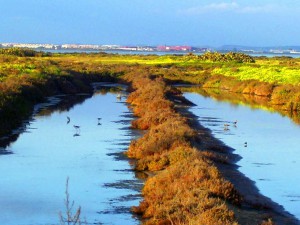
[1,0,300,47]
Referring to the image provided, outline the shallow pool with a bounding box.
[0,85,142,225]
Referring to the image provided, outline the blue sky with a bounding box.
[1,0,300,46]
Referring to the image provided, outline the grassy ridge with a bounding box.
[123,70,244,225]
[199,75,300,112]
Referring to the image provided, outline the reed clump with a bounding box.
[124,71,241,225]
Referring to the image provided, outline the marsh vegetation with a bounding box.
[1,49,300,224]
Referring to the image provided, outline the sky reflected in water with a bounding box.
[0,89,141,225]
[185,92,300,220]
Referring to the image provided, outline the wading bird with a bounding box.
[224,123,230,131]
[73,125,81,137]
[233,120,238,127]
[67,116,70,124]
[244,142,247,147]
[73,125,80,132]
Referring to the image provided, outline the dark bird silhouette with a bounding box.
[73,125,80,132]
[73,125,80,136]
[244,142,247,147]
[67,116,70,124]
[233,120,238,127]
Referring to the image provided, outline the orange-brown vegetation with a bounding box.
[0,50,298,224]
[123,70,242,224]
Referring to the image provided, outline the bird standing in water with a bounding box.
[73,125,80,132]
[224,124,230,131]
[73,125,80,137]
[233,120,238,127]
[67,116,70,124]
[116,93,122,100]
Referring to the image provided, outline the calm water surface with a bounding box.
[44,49,300,58]
[184,92,300,220]
[0,85,142,225]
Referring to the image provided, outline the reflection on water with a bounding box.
[180,87,300,125]
[184,92,300,220]
[0,84,142,225]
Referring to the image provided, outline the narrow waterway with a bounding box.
[184,92,300,220]
[0,84,142,225]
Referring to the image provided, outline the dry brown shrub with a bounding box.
[271,85,294,105]
[131,108,175,130]
[253,82,274,97]
[287,92,300,111]
[137,153,239,224]
[201,151,230,164]
[242,80,258,95]
[218,77,240,91]
[127,119,195,159]
[125,71,240,225]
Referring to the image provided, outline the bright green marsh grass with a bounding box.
[2,50,300,86]
[74,54,300,85]
[212,64,300,85]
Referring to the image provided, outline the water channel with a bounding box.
[0,84,142,225]
[184,91,300,220]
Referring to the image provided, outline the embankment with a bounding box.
[163,68,300,114]
[201,74,300,112]
[123,70,299,225]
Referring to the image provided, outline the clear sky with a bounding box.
[1,0,300,47]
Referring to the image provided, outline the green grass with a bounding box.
[212,64,300,84]
[2,50,296,85]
